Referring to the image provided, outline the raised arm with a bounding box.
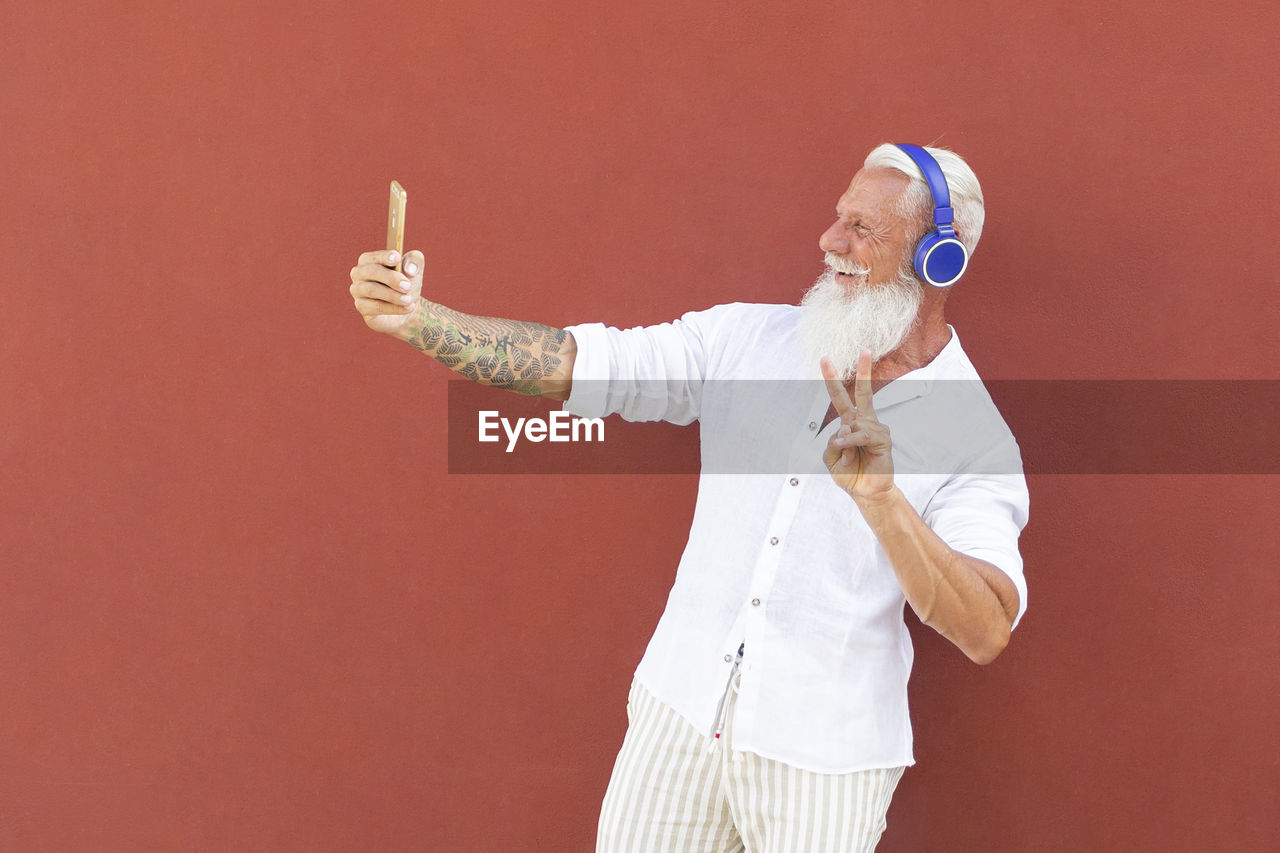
[821,350,1020,665]
[349,249,576,400]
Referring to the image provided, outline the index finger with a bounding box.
[357,249,401,268]
[820,356,857,417]
[852,348,876,418]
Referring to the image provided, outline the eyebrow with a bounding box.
[836,206,887,230]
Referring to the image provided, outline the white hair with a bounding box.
[863,143,985,256]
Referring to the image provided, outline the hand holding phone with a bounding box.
[349,181,417,335]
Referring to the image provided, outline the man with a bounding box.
[349,144,1028,852]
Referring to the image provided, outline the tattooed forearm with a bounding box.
[401,300,574,398]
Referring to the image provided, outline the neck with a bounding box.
[869,303,950,388]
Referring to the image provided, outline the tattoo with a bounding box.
[405,301,568,396]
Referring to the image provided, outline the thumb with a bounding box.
[402,250,425,298]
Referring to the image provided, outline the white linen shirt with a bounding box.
[563,302,1029,773]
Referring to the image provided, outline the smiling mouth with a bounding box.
[824,252,869,278]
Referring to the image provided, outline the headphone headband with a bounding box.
[894,143,954,235]
[892,143,968,287]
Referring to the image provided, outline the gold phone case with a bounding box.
[386,180,407,270]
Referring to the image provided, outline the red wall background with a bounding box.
[3,1,1277,850]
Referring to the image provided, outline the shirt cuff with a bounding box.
[562,322,610,418]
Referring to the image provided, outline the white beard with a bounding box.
[798,260,923,380]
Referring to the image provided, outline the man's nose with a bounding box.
[819,221,847,255]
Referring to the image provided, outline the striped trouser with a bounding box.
[596,662,904,853]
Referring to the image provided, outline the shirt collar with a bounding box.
[802,325,962,411]
[873,325,962,409]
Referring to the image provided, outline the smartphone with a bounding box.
[386,180,407,271]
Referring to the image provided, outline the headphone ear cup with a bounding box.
[914,232,968,287]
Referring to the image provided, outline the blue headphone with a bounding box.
[894,143,969,287]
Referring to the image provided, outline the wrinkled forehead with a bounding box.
[835,167,913,216]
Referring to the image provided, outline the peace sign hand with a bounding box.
[821,349,895,503]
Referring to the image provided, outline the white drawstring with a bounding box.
[709,644,745,752]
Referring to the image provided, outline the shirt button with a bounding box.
[789,477,799,486]
[808,421,817,430]
[751,598,761,606]
[769,536,779,545]
[724,654,732,662]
